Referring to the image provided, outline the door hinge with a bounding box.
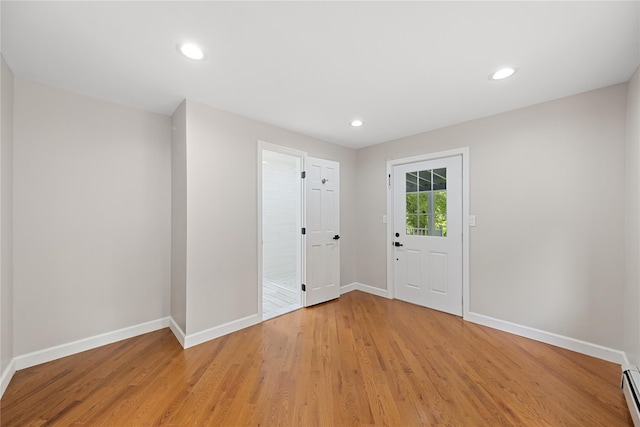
[301,227,306,235]
[388,173,391,188]
[301,171,306,179]
[301,284,306,291]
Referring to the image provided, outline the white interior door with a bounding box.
[305,157,340,307]
[393,155,462,315]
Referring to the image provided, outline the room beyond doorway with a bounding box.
[261,147,303,319]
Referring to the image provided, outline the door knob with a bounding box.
[333,235,341,240]
[394,241,403,247]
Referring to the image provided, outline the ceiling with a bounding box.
[2,1,639,149]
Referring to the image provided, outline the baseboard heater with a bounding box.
[622,365,640,426]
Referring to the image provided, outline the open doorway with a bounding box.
[261,148,303,319]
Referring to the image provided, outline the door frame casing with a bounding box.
[386,147,470,319]
[257,141,307,321]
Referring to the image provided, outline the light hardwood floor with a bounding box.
[0,291,632,426]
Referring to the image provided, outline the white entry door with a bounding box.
[305,157,340,307]
[393,156,462,315]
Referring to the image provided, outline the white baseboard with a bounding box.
[341,282,391,299]
[340,283,358,294]
[13,317,171,372]
[183,314,259,349]
[465,311,626,365]
[1,358,16,398]
[169,317,186,348]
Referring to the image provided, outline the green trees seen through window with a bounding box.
[405,169,447,236]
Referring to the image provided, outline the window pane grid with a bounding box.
[405,168,447,237]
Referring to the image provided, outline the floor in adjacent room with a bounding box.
[263,277,300,320]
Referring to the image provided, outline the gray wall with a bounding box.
[13,78,172,355]
[625,66,640,366]
[356,84,627,350]
[171,101,187,333]
[2,71,635,365]
[182,100,357,335]
[1,56,14,376]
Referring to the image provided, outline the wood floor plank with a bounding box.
[1,291,632,426]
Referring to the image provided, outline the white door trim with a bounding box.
[386,147,470,319]
[257,141,307,321]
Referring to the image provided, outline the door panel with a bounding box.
[407,250,421,287]
[429,251,448,294]
[308,188,321,231]
[393,156,462,316]
[305,157,340,307]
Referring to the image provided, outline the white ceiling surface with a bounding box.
[2,2,639,149]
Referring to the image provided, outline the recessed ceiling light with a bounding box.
[177,43,205,61]
[350,120,364,127]
[490,67,516,80]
